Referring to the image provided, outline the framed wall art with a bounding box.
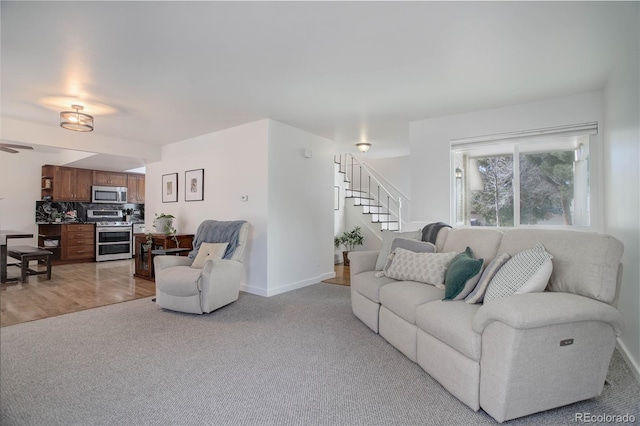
[162,173,178,203]
[334,186,340,210]
[185,169,204,201]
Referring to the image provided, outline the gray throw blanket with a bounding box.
[189,220,247,260]
[421,222,451,244]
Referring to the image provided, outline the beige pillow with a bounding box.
[191,242,229,269]
[384,247,458,287]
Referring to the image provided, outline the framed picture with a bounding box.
[185,169,204,201]
[334,186,340,210]
[162,173,178,203]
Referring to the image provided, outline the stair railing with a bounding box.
[336,153,408,232]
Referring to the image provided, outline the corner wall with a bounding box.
[267,120,335,296]
[145,120,270,294]
[144,119,336,297]
[602,2,640,381]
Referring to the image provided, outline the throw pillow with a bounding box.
[383,238,437,270]
[384,248,457,287]
[443,247,484,301]
[465,253,511,304]
[191,242,229,269]
[375,230,421,271]
[484,243,553,303]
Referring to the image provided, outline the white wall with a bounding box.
[267,120,335,295]
[0,150,60,246]
[145,120,270,294]
[409,91,604,225]
[602,3,640,381]
[361,155,411,201]
[409,90,639,380]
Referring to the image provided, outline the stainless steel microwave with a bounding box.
[92,186,128,204]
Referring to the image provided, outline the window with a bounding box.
[451,123,597,228]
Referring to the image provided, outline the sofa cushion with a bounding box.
[351,270,397,303]
[379,281,444,324]
[444,247,484,300]
[382,238,436,270]
[155,266,201,297]
[384,248,458,287]
[465,253,511,304]
[191,242,228,268]
[415,300,482,361]
[484,243,553,303]
[442,228,503,265]
[375,230,421,271]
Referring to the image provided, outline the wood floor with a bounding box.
[1,262,348,328]
[1,260,155,327]
[322,264,350,286]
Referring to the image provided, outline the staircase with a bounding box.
[335,154,405,232]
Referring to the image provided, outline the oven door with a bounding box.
[96,227,132,261]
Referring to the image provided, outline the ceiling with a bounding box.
[0,1,633,169]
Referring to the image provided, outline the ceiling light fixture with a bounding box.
[60,105,94,132]
[356,142,371,153]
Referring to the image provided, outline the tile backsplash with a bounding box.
[36,201,144,223]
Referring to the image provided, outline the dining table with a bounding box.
[1,230,34,283]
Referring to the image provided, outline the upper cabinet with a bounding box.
[41,165,144,203]
[127,174,145,203]
[93,170,127,187]
[42,165,92,202]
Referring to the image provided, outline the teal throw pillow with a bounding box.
[444,247,484,301]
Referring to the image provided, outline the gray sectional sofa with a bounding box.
[350,227,625,423]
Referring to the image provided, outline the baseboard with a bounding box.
[239,272,335,298]
[616,339,640,384]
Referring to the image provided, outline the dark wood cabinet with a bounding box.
[134,233,194,281]
[93,170,127,186]
[41,165,92,202]
[38,223,95,264]
[127,174,145,203]
[62,224,95,260]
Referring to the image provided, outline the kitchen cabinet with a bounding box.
[127,174,145,203]
[62,224,95,260]
[38,223,95,263]
[37,224,62,261]
[93,170,127,187]
[41,165,92,202]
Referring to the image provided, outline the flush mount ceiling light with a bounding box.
[356,142,371,153]
[60,105,94,132]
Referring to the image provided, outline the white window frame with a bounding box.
[450,122,602,231]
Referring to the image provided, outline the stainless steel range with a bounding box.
[88,210,133,262]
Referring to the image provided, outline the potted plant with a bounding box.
[334,226,364,267]
[149,213,178,246]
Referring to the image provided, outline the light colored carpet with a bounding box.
[1,283,638,425]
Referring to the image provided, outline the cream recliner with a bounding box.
[154,220,250,314]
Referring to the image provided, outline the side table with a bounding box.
[133,233,194,281]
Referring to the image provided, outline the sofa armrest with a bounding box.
[472,292,623,336]
[348,251,379,275]
[154,255,193,271]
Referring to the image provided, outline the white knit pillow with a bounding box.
[484,243,553,303]
[191,242,228,269]
[384,247,458,287]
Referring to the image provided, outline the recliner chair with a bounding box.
[154,220,250,314]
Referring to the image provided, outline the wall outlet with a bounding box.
[241,195,248,202]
